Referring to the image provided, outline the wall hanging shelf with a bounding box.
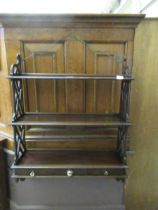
[9,52,131,178]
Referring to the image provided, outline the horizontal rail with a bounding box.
[8,73,133,80]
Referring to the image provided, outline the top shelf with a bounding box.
[8,73,133,80]
[11,113,131,126]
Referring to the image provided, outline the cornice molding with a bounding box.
[0,14,145,28]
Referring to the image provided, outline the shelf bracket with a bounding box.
[10,54,24,121]
[120,80,131,121]
[117,126,128,164]
[10,54,26,164]
[13,125,26,164]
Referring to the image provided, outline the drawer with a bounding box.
[12,167,127,178]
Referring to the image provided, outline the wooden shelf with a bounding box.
[11,150,127,178]
[11,113,131,126]
[8,73,133,80]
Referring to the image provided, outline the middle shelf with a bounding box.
[11,113,131,126]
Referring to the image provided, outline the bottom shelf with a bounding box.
[11,150,127,178]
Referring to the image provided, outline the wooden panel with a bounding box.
[126,20,158,210]
[0,30,1,71]
[0,34,16,123]
[5,28,134,45]
[24,39,86,113]
[24,43,65,112]
[26,127,117,137]
[26,126,118,151]
[26,139,117,150]
[65,39,85,112]
[34,52,56,112]
[86,43,125,113]
[23,39,131,114]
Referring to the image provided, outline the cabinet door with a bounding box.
[23,40,126,113]
[24,43,65,112]
[86,43,125,113]
[23,40,85,113]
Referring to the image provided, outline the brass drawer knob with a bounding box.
[30,171,35,177]
[104,170,109,176]
[67,170,74,177]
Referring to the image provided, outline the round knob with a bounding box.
[104,170,109,176]
[30,171,35,177]
[67,170,74,177]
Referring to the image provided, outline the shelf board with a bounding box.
[26,128,118,151]
[15,150,123,167]
[12,150,127,177]
[8,73,133,80]
[26,127,117,140]
[11,113,131,126]
[26,139,117,151]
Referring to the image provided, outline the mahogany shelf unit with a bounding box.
[9,52,132,178]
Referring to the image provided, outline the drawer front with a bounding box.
[13,167,127,178]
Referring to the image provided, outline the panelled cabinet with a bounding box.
[1,14,144,178]
[0,14,144,209]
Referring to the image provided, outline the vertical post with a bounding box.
[14,125,26,164]
[10,54,26,164]
[117,58,131,163]
[117,126,128,164]
[10,54,24,121]
[120,80,131,121]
